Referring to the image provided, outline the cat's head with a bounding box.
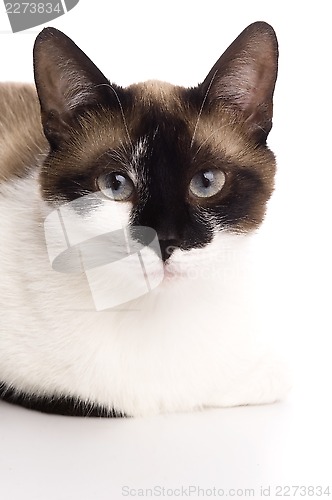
[34,22,278,266]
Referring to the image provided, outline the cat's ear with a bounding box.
[201,21,278,142]
[33,28,111,147]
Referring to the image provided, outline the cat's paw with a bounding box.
[246,357,292,405]
[211,356,292,408]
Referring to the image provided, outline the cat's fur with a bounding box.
[0,22,289,417]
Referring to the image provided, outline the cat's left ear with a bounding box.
[200,21,278,142]
[33,28,112,148]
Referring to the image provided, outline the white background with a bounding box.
[0,1,331,499]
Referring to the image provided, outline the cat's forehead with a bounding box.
[128,80,182,110]
[71,80,256,170]
[68,80,187,166]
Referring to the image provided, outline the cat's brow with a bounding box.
[110,140,133,170]
[192,124,228,160]
[96,83,133,149]
[190,69,218,149]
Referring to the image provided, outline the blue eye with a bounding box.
[189,169,226,198]
[97,172,134,201]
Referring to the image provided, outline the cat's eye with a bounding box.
[189,169,226,199]
[97,172,134,201]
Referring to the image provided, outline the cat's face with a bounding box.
[34,23,278,269]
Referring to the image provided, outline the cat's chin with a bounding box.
[162,264,207,283]
[162,263,187,280]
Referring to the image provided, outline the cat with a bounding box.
[0,21,290,417]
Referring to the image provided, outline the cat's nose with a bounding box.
[158,240,178,262]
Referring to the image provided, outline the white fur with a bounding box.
[0,173,290,416]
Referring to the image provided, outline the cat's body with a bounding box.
[0,22,289,417]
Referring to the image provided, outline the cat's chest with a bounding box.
[0,175,274,417]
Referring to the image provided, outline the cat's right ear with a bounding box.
[199,22,278,143]
[33,28,112,148]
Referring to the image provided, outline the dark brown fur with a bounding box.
[37,79,275,233]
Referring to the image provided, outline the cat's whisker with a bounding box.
[117,139,135,171]
[190,69,218,149]
[91,150,108,166]
[93,145,131,173]
[192,124,228,160]
[97,83,133,149]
